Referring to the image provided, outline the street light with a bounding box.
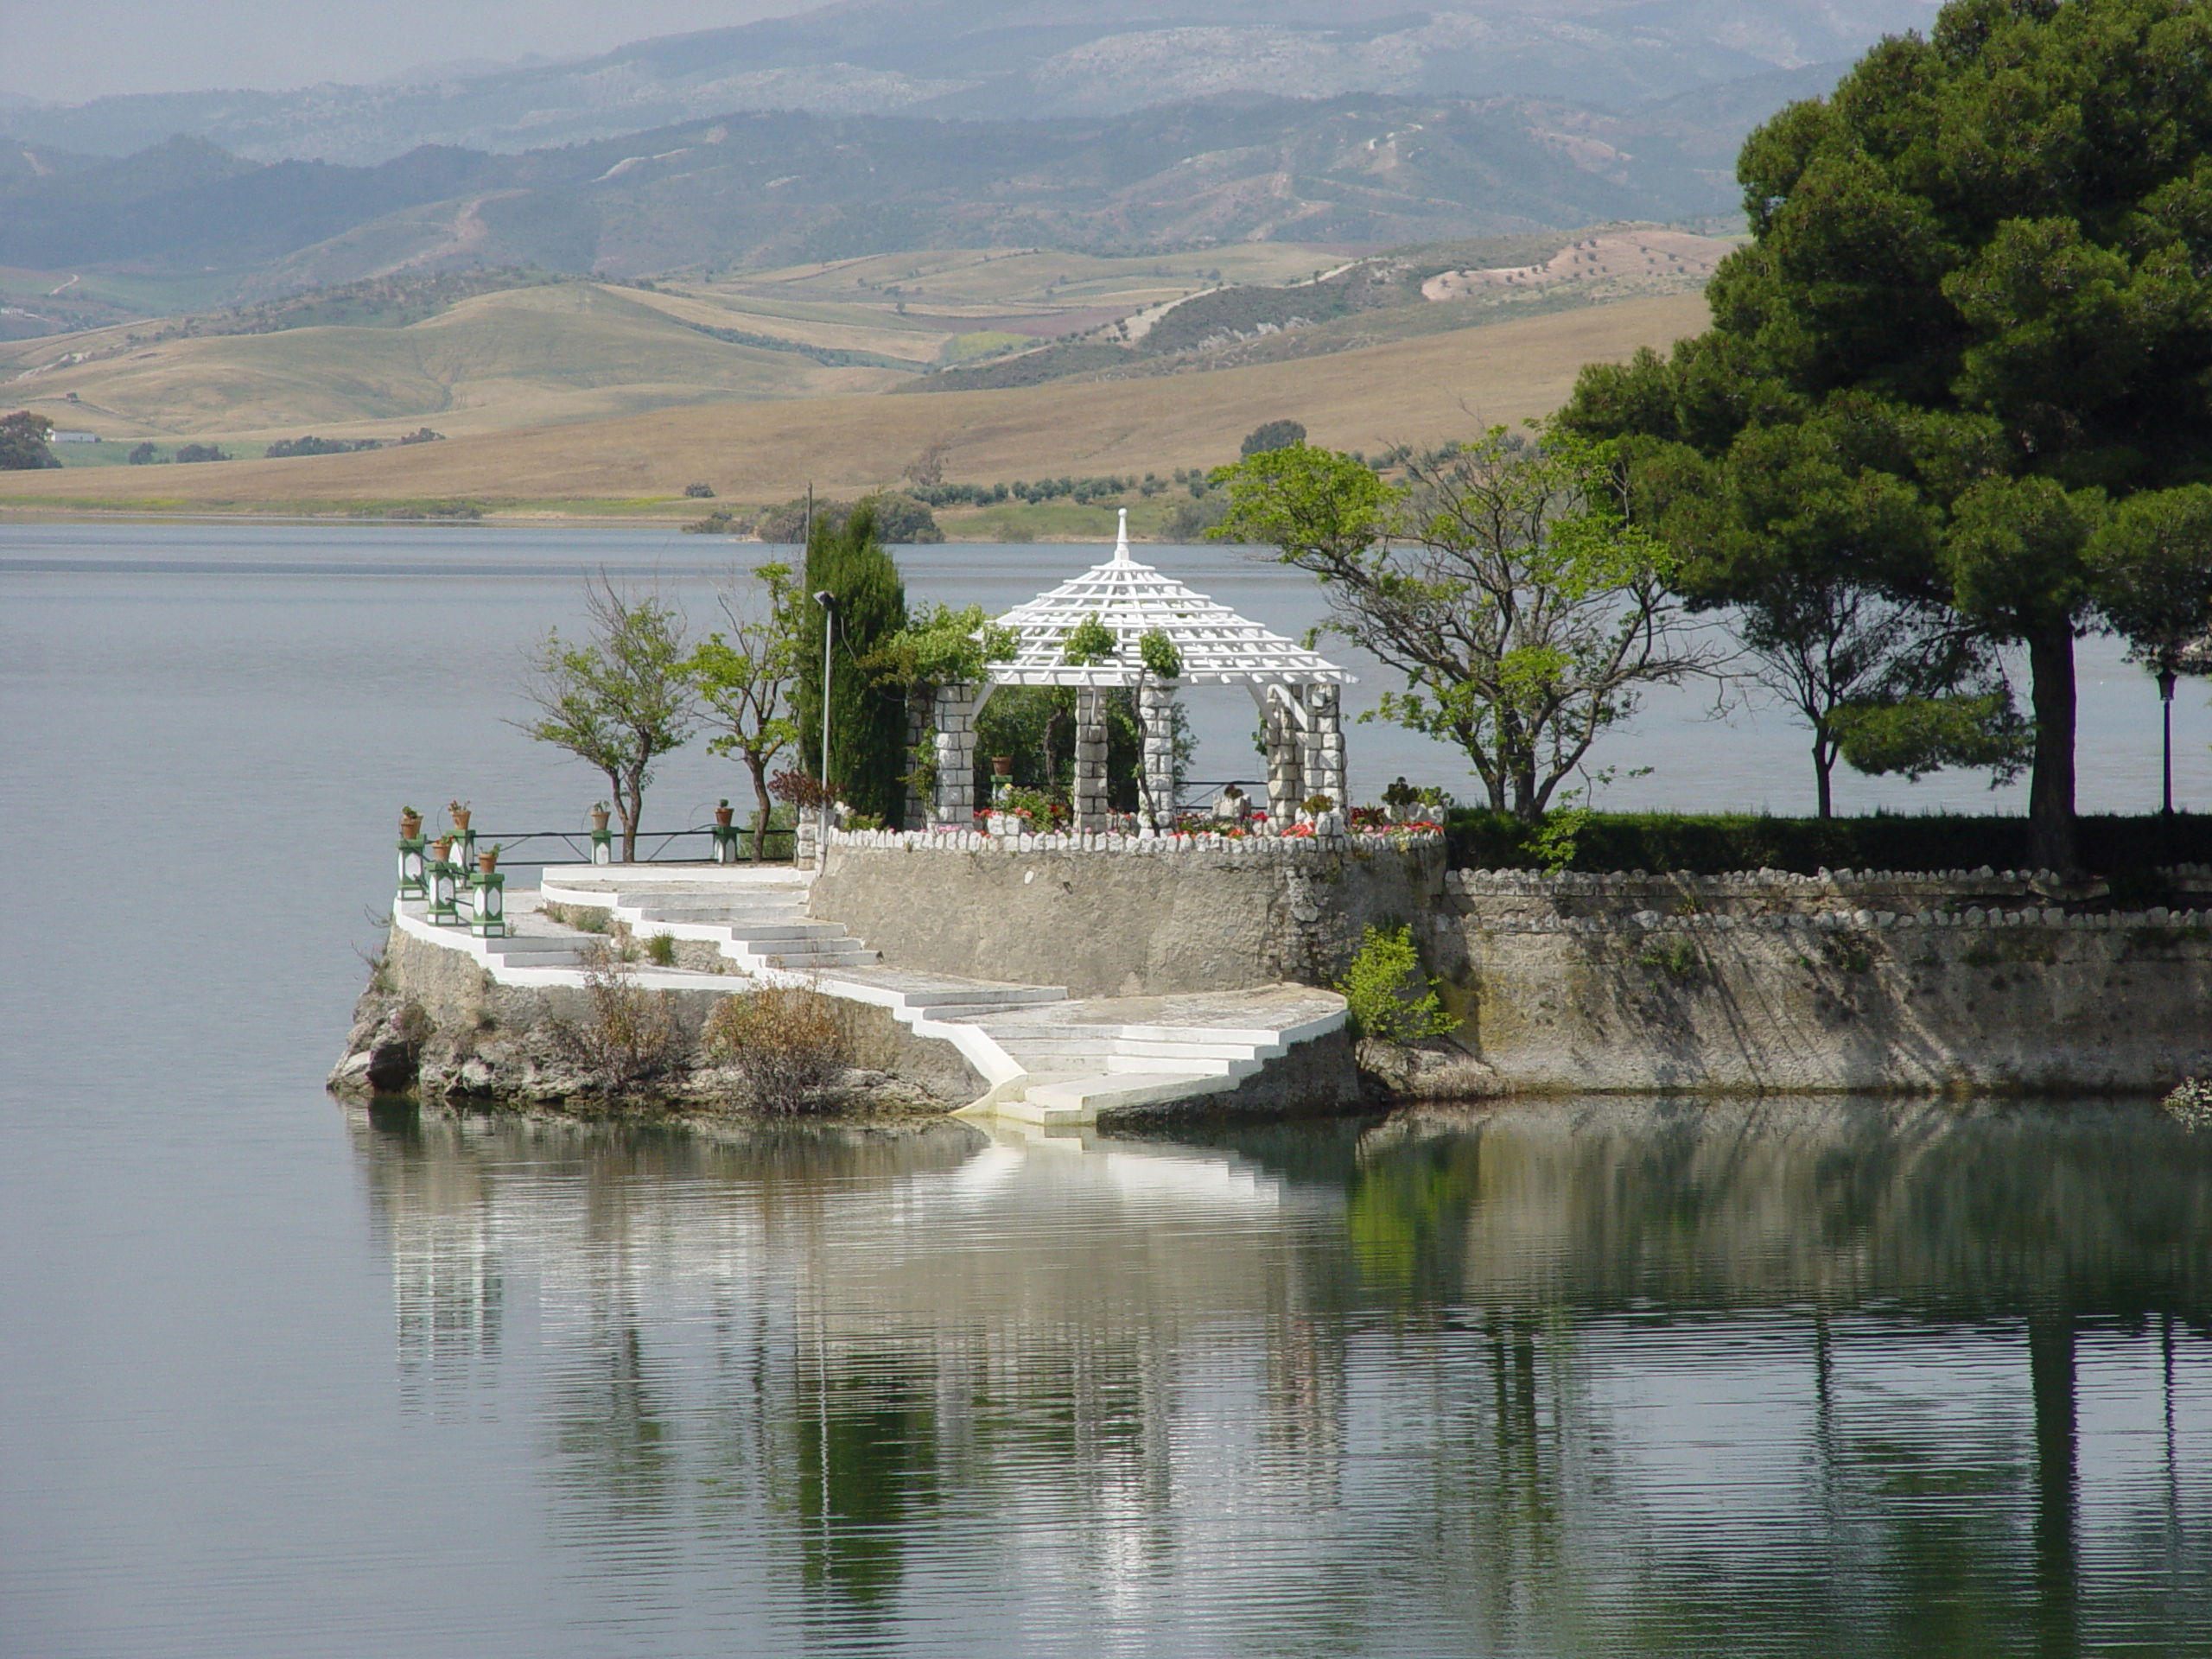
[814,590,839,839]
[2160,663,2178,817]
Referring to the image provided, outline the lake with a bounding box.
[3,522,2209,1657]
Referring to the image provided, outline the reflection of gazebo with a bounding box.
[921,512,1354,832]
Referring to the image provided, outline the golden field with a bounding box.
[0,291,1707,516]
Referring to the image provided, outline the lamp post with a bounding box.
[814,589,838,840]
[2160,664,2178,817]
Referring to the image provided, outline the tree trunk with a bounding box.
[620,770,643,863]
[747,753,772,864]
[2025,626,2078,873]
[1814,732,1834,820]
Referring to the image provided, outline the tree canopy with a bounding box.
[1212,430,1713,820]
[0,410,58,471]
[797,503,910,825]
[1563,0,2212,866]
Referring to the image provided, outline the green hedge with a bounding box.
[1444,810,2212,876]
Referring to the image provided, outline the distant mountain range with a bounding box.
[0,90,1772,300]
[0,0,1940,164]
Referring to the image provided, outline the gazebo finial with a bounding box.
[1110,506,1134,564]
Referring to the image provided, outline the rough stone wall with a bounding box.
[342,925,986,1107]
[809,837,1447,998]
[1429,868,2212,1093]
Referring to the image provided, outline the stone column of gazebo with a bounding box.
[918,511,1353,835]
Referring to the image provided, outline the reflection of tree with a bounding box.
[790,1349,940,1609]
[342,1100,2212,1656]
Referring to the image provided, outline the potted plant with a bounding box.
[430,835,454,862]
[991,756,1014,779]
[478,843,499,874]
[713,798,734,827]
[449,798,472,834]
[399,804,423,839]
[589,801,611,831]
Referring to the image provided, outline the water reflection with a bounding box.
[348,1102,2212,1656]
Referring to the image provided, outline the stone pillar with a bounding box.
[1265,683,1305,823]
[904,690,930,831]
[1074,686,1109,832]
[1302,683,1344,806]
[931,682,978,829]
[796,814,819,871]
[1138,677,1179,833]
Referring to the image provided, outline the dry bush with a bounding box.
[702,986,847,1113]
[2165,1077,2212,1131]
[545,943,684,1095]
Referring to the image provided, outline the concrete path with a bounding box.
[423,863,1349,1124]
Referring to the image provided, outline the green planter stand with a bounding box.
[396,836,427,899]
[468,870,507,938]
[426,859,462,925]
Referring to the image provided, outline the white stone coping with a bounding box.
[822,826,1446,856]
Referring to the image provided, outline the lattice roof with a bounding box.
[987,511,1353,689]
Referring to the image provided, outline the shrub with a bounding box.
[683,481,715,498]
[645,931,677,966]
[127,442,158,465]
[1240,419,1307,457]
[1445,810,2212,877]
[702,986,846,1112]
[543,944,684,1095]
[2164,1078,2212,1132]
[1337,925,1458,1048]
[175,442,231,463]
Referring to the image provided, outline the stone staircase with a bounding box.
[506,868,1344,1123]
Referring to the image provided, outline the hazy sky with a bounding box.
[0,0,821,105]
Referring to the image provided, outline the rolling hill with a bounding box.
[0,91,1753,308]
[0,289,1709,513]
[0,0,1939,163]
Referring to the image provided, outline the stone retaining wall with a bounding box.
[809,832,1447,999]
[1428,867,2212,1095]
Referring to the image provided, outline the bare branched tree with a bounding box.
[1216,426,1718,819]
[518,574,694,861]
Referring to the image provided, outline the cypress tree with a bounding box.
[796,501,909,824]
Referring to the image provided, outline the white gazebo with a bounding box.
[921,511,1354,831]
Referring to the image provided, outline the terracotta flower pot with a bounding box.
[399,814,422,839]
[478,849,498,874]
[714,805,734,827]
[431,838,453,861]
[589,809,610,831]
[992,756,1014,778]
[451,809,472,833]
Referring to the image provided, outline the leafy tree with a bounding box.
[797,503,909,825]
[1565,0,2212,868]
[756,492,942,546]
[2091,486,2212,691]
[1213,428,1712,820]
[0,410,58,470]
[518,575,695,861]
[175,442,230,464]
[1624,407,2027,813]
[1240,419,1307,457]
[690,563,806,861]
[126,442,158,465]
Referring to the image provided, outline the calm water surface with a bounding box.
[3,523,2211,1657]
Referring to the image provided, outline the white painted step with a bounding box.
[1005,1070,1230,1124]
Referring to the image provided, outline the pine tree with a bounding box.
[795,502,909,824]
